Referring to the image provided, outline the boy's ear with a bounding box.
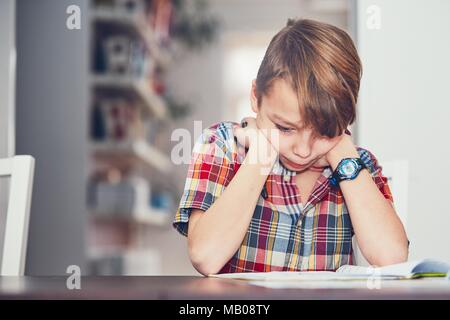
[250,79,259,114]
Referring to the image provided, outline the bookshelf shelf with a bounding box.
[91,140,172,174]
[90,208,171,227]
[91,74,168,119]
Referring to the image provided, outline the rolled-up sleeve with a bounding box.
[173,127,236,237]
[358,147,394,204]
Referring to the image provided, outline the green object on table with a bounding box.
[410,272,448,279]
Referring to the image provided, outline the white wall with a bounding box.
[355,0,450,262]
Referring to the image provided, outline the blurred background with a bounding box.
[0,0,449,276]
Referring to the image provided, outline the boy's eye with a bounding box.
[275,124,293,133]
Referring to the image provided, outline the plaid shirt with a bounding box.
[173,121,395,273]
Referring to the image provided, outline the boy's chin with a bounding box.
[280,157,311,172]
[280,156,327,173]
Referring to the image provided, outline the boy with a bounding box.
[173,18,409,276]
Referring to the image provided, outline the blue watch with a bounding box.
[329,158,367,187]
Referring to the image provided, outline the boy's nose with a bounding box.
[293,144,312,159]
[293,133,313,159]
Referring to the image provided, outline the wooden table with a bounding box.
[0,276,449,299]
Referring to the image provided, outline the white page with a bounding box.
[247,277,449,289]
[336,260,428,278]
[376,260,419,277]
[209,271,400,281]
[378,259,449,277]
[336,264,371,275]
[335,259,449,277]
[247,280,375,289]
[209,260,449,282]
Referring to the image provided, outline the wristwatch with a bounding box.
[329,157,367,187]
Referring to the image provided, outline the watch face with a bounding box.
[330,158,364,186]
[339,159,357,177]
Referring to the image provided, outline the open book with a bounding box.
[209,259,449,281]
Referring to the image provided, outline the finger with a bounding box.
[234,127,246,147]
[241,117,257,128]
[236,125,253,149]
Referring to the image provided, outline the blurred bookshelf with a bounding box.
[87,0,176,275]
[91,74,169,118]
[91,7,172,68]
[91,139,172,173]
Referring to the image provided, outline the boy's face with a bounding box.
[250,78,342,173]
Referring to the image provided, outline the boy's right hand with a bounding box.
[233,117,278,166]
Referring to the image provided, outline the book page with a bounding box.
[208,260,449,282]
[209,271,387,281]
[209,271,335,281]
[336,265,371,275]
[336,262,417,277]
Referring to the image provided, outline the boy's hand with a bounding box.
[233,117,278,166]
[233,117,258,153]
[325,131,359,170]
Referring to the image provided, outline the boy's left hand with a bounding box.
[325,131,359,170]
[311,132,356,170]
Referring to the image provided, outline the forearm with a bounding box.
[188,147,277,274]
[328,147,409,266]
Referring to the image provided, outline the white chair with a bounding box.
[0,155,35,276]
[352,159,409,266]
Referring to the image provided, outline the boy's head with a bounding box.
[249,18,362,171]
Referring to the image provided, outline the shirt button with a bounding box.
[283,175,290,182]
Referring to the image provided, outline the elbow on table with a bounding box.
[188,242,224,276]
[191,260,223,277]
[372,246,409,267]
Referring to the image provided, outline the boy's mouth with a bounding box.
[281,156,311,169]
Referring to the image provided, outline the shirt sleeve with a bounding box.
[172,127,236,237]
[358,148,394,205]
[358,147,410,249]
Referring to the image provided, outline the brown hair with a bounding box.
[255,18,362,138]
